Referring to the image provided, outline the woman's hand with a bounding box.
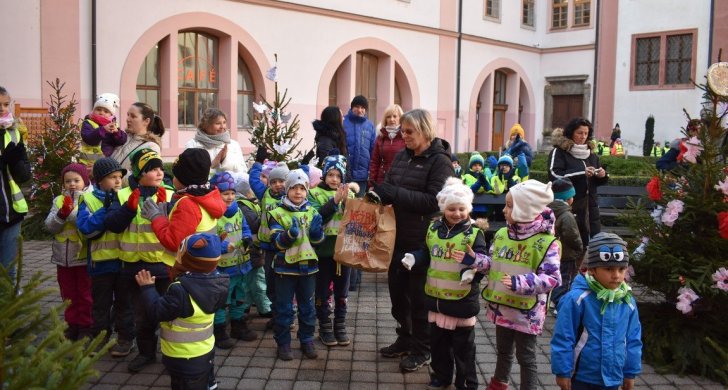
[595,167,606,178]
[212,144,228,168]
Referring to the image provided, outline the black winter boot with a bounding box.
[334,319,350,346]
[213,323,235,349]
[230,319,257,341]
[318,320,337,346]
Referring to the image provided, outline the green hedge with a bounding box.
[457,151,654,186]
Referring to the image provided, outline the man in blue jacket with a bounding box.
[344,95,376,197]
[551,232,642,390]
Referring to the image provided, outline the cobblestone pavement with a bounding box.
[20,241,724,390]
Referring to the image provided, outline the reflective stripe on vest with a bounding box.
[216,210,249,267]
[117,187,173,264]
[160,197,218,266]
[2,129,28,213]
[82,193,120,262]
[481,227,557,310]
[491,175,520,195]
[424,223,479,300]
[267,206,318,263]
[308,187,353,236]
[257,189,280,244]
[79,120,104,165]
[160,283,214,358]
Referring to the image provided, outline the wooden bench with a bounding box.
[472,185,648,236]
[597,185,649,237]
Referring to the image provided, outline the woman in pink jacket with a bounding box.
[368,104,406,188]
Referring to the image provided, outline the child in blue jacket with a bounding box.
[551,232,642,390]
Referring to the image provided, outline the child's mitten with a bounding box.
[57,195,74,219]
[401,253,415,270]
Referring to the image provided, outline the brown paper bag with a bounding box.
[334,198,396,272]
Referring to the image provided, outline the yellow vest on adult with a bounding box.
[51,195,86,266]
[117,187,174,264]
[424,223,480,300]
[650,145,664,157]
[81,193,120,262]
[159,197,218,266]
[159,282,214,359]
[2,128,28,213]
[481,227,558,310]
[79,119,104,167]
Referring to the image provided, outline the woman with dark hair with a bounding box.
[110,102,165,175]
[313,106,348,166]
[184,107,248,175]
[547,117,608,249]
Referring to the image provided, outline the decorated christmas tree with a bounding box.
[23,79,82,239]
[627,61,728,383]
[247,55,305,162]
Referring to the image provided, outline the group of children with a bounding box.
[396,174,641,390]
[41,91,641,389]
[46,124,362,387]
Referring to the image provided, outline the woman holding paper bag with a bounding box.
[368,109,454,372]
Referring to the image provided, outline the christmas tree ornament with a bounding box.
[707,62,728,97]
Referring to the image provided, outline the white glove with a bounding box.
[401,253,415,271]
[460,269,476,285]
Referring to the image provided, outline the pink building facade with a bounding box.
[2,0,722,157]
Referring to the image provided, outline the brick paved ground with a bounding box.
[20,241,724,390]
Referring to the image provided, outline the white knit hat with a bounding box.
[268,162,290,183]
[436,177,474,213]
[285,169,310,193]
[509,180,554,223]
[93,93,120,116]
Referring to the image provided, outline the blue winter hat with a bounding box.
[323,155,347,181]
[552,178,576,201]
[486,155,499,171]
[498,155,514,168]
[468,153,485,169]
[210,171,236,192]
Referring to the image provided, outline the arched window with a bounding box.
[237,58,255,129]
[136,45,160,113]
[177,32,219,128]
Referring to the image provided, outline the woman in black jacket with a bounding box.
[547,118,608,249]
[313,106,348,167]
[370,109,454,372]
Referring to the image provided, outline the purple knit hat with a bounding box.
[61,163,90,188]
[261,160,277,177]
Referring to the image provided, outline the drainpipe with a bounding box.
[591,0,600,127]
[708,0,715,64]
[454,0,463,153]
[91,0,97,99]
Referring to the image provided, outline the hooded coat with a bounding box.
[551,273,642,387]
[313,119,348,166]
[110,132,162,175]
[547,128,608,246]
[343,109,376,183]
[383,138,455,251]
[151,189,227,253]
